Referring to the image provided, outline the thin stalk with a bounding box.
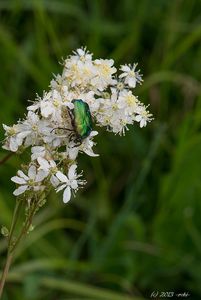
[8,200,22,249]
[10,200,38,253]
[0,196,38,298]
[0,200,21,299]
[0,253,13,298]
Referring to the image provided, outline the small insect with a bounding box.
[52,99,93,145]
[69,99,93,144]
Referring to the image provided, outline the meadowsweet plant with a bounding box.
[0,47,153,297]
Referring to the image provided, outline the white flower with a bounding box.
[135,105,153,128]
[95,89,131,135]
[72,47,93,62]
[118,90,140,115]
[2,124,28,152]
[31,146,46,160]
[27,103,40,112]
[119,64,143,88]
[11,165,47,196]
[55,164,86,203]
[27,94,41,111]
[37,157,59,187]
[63,49,94,88]
[74,91,99,113]
[92,59,117,91]
[16,112,52,147]
[67,131,99,160]
[40,90,64,122]
[3,47,153,202]
[79,131,99,157]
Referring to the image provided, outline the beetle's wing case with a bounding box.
[72,99,92,139]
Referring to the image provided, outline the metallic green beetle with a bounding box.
[68,99,93,144]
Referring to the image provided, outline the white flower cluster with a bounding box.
[2,47,153,204]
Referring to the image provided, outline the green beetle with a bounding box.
[68,99,93,144]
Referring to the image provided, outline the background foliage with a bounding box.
[0,0,201,299]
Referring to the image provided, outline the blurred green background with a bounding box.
[0,0,201,299]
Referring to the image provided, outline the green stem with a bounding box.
[0,253,13,299]
[10,201,37,253]
[0,199,21,299]
[0,196,38,299]
[8,200,22,249]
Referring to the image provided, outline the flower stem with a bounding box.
[8,200,22,250]
[0,195,41,298]
[10,203,36,253]
[0,199,29,299]
[0,253,13,299]
[0,200,22,299]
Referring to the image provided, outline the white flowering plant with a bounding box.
[0,47,153,297]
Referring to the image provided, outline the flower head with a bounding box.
[56,164,86,203]
[11,165,46,196]
[3,47,153,204]
[119,63,143,88]
[135,105,153,128]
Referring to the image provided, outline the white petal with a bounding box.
[140,119,146,128]
[66,102,74,110]
[108,59,114,66]
[77,48,85,56]
[11,176,27,184]
[56,183,67,193]
[3,124,9,131]
[13,185,28,196]
[56,171,68,183]
[27,104,39,111]
[135,115,142,122]
[68,147,79,160]
[9,138,18,152]
[17,131,30,140]
[15,136,24,146]
[84,148,99,157]
[63,186,71,203]
[70,179,78,190]
[17,170,29,180]
[121,65,130,72]
[128,77,136,88]
[119,73,127,78]
[31,146,45,153]
[41,102,53,117]
[49,160,56,168]
[31,154,37,161]
[50,175,60,187]
[90,131,98,137]
[35,170,47,182]
[28,165,36,179]
[68,164,77,180]
[28,111,39,123]
[37,157,50,169]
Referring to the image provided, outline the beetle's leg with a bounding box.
[69,133,76,142]
[68,135,82,147]
[68,134,78,148]
[67,107,74,124]
[73,138,82,147]
[75,142,82,147]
